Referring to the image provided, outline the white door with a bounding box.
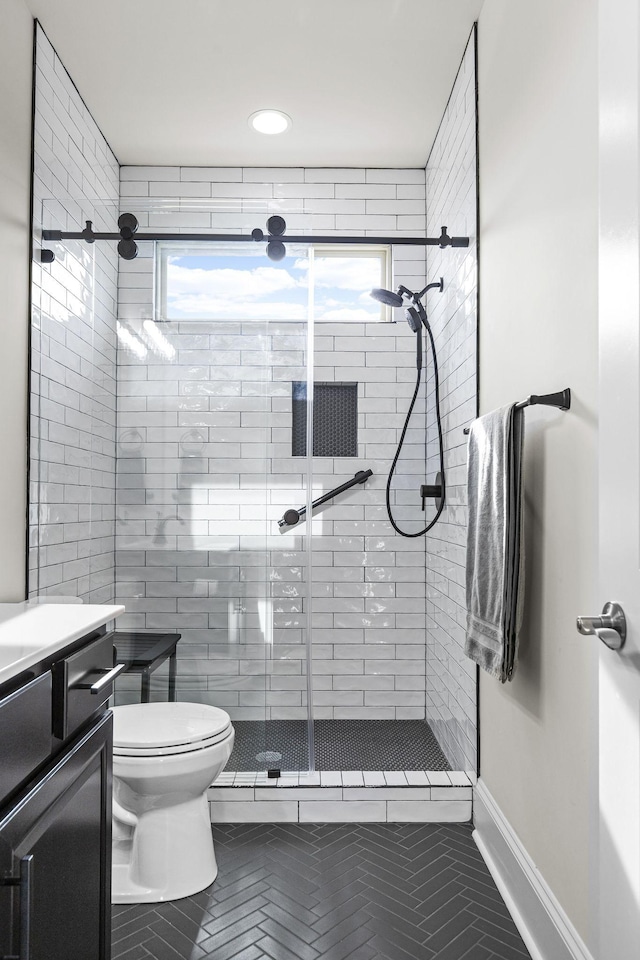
[598,0,640,956]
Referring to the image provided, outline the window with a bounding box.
[155,242,390,322]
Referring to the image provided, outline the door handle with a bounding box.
[0,854,33,960]
[576,601,626,650]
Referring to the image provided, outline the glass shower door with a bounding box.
[137,239,314,773]
[111,244,272,762]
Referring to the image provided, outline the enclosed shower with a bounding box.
[106,232,453,775]
[29,37,479,778]
[31,194,479,783]
[31,191,479,778]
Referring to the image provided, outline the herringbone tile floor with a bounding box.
[112,823,532,960]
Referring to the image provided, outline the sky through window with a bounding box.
[159,244,387,322]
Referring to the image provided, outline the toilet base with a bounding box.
[112,859,218,904]
[112,794,218,904]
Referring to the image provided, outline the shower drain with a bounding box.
[255,751,282,764]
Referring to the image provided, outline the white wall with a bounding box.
[477,0,598,944]
[0,0,33,601]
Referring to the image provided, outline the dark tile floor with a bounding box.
[228,720,451,772]
[112,823,531,960]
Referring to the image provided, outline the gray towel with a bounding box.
[464,404,525,682]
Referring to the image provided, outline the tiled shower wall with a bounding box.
[114,167,432,719]
[425,31,478,770]
[29,25,119,602]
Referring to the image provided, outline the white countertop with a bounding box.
[0,602,125,686]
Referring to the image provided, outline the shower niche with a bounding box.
[291,381,359,458]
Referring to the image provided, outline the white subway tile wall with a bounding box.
[29,25,119,603]
[114,166,431,719]
[425,32,478,771]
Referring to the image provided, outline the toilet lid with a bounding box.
[113,727,233,757]
[111,702,232,751]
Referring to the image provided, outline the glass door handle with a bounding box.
[576,602,626,650]
[0,854,33,960]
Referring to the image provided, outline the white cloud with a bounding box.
[295,255,381,291]
[165,254,380,321]
[167,263,300,302]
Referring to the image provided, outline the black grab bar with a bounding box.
[278,470,373,528]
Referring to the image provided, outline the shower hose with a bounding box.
[386,316,446,538]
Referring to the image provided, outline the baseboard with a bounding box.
[473,779,594,960]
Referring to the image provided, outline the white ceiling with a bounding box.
[26,0,483,168]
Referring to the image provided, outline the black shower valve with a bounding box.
[420,473,444,513]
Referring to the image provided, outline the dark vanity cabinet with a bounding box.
[0,628,117,960]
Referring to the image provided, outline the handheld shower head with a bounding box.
[370,287,404,308]
[405,307,421,333]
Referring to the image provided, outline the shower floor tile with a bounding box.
[112,823,532,960]
[227,719,451,772]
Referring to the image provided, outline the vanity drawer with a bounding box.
[52,633,123,740]
[0,672,52,808]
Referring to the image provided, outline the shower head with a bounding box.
[371,285,424,332]
[405,307,421,333]
[370,287,404,308]
[370,279,444,332]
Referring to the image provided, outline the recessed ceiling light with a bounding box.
[249,109,292,135]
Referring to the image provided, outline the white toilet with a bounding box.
[110,702,234,904]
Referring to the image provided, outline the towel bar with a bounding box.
[463,388,571,434]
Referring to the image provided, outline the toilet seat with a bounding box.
[112,702,233,757]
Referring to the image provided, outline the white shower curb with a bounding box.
[208,769,473,823]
